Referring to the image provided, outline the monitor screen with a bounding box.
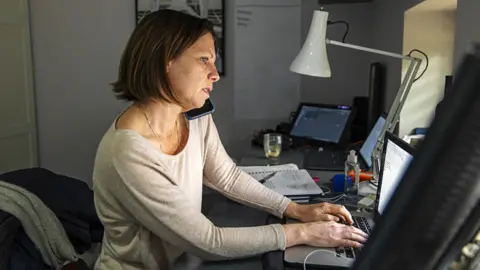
[377,136,413,215]
[360,115,386,168]
[290,105,351,143]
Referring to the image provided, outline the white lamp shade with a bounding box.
[290,10,331,77]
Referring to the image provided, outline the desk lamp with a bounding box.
[290,10,423,182]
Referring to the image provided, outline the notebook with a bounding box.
[239,164,324,197]
[238,163,299,180]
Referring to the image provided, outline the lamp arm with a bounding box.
[325,38,423,181]
[370,59,422,181]
[327,39,417,61]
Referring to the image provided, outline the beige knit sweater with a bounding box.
[92,114,291,269]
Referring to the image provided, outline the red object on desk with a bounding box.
[347,170,373,181]
[312,177,320,182]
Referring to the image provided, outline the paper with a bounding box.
[238,163,298,181]
[239,164,323,197]
[263,170,324,196]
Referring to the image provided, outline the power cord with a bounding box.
[328,20,349,43]
[408,49,429,82]
[303,249,350,269]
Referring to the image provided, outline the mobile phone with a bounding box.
[184,98,215,120]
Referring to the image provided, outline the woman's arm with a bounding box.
[202,115,292,218]
[110,138,287,259]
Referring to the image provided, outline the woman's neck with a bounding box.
[134,99,183,136]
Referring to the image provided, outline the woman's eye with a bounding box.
[200,57,209,63]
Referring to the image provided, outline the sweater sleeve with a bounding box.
[111,136,287,260]
[202,115,292,218]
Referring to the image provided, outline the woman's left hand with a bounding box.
[285,202,354,224]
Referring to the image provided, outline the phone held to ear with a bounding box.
[184,98,215,120]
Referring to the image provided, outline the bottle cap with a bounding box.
[348,150,358,163]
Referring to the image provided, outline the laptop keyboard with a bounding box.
[335,216,372,258]
[353,216,372,235]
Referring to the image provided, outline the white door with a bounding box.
[0,0,38,173]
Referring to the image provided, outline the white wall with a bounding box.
[400,9,456,136]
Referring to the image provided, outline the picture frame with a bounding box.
[135,0,226,76]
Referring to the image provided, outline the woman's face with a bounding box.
[167,33,220,111]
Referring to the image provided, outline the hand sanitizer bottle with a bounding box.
[344,150,360,199]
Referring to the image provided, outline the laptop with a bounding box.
[304,114,387,171]
[284,131,415,268]
[289,102,354,146]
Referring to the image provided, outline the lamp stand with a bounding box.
[326,39,423,182]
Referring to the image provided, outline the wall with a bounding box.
[400,9,456,136]
[300,1,375,106]
[372,0,480,113]
[370,0,424,111]
[453,0,480,68]
[30,0,235,184]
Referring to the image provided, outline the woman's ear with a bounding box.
[166,61,171,73]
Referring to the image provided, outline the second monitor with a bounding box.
[289,103,354,146]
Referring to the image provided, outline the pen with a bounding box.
[259,172,277,184]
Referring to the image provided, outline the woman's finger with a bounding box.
[343,230,367,244]
[326,204,353,224]
[320,214,340,222]
[348,226,369,238]
[339,239,363,249]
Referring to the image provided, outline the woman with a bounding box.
[92,9,367,269]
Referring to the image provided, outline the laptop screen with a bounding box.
[359,115,386,168]
[377,135,414,215]
[290,105,351,143]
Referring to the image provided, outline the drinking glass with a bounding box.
[264,133,282,160]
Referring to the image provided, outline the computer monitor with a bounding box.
[376,131,414,216]
[359,114,387,168]
[353,44,480,270]
[289,103,353,144]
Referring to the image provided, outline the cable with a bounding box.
[303,249,350,270]
[346,140,365,152]
[319,185,331,195]
[328,20,349,43]
[310,193,347,204]
[408,49,429,82]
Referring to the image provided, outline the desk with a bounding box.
[174,148,346,270]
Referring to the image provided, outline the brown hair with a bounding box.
[112,9,216,103]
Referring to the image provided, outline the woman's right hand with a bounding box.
[283,221,368,248]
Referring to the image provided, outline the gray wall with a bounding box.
[30,0,236,184]
[30,0,480,184]
[300,1,374,106]
[370,0,424,110]
[30,1,133,183]
[453,0,480,68]
[371,0,480,110]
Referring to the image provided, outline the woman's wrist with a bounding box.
[282,223,308,247]
[284,201,303,221]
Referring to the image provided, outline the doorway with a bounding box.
[400,0,457,137]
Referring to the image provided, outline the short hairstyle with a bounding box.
[112,9,217,103]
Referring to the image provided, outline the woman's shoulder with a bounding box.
[95,123,156,164]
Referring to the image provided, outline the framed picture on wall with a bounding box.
[135,0,226,76]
